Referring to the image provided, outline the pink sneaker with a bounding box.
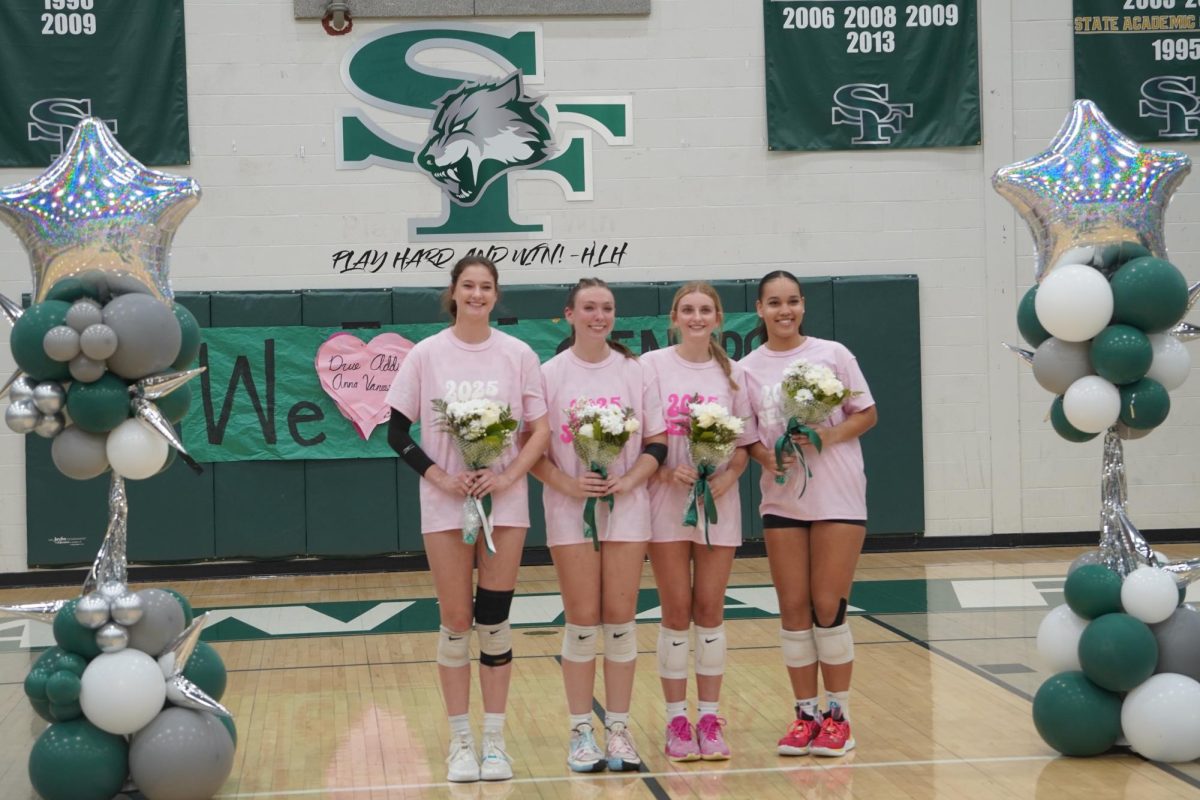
[810,712,855,757]
[696,714,730,760]
[777,716,822,756]
[664,715,700,762]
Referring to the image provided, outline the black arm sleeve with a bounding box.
[642,442,668,465]
[388,410,436,477]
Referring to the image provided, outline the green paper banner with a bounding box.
[1074,1,1200,142]
[763,0,980,151]
[181,313,765,463]
[0,0,189,166]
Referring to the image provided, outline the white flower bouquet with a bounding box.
[774,360,858,492]
[566,399,640,548]
[683,399,744,546]
[432,398,519,552]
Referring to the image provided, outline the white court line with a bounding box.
[215,754,1057,798]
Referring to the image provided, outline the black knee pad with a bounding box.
[475,587,515,625]
[815,597,848,628]
[475,587,515,668]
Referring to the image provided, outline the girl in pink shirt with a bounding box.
[642,282,756,762]
[385,256,550,784]
[741,270,877,759]
[532,277,667,774]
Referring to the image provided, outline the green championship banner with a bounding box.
[0,0,189,166]
[763,0,980,150]
[1074,1,1200,142]
[181,313,765,463]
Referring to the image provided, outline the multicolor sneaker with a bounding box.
[446,734,480,782]
[810,711,855,757]
[777,716,822,756]
[605,721,643,772]
[568,723,607,773]
[696,714,730,760]
[480,732,513,781]
[664,715,700,762]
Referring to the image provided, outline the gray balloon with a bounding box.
[79,323,119,360]
[127,589,186,657]
[77,271,112,305]
[51,425,110,480]
[1116,422,1154,441]
[1068,549,1103,575]
[1151,604,1200,681]
[5,400,39,434]
[42,325,80,361]
[105,274,155,297]
[103,294,181,379]
[69,353,107,383]
[130,708,235,800]
[66,298,104,332]
[1032,338,1094,395]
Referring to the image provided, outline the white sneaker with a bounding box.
[567,722,606,773]
[480,731,514,781]
[605,722,642,772]
[446,734,480,782]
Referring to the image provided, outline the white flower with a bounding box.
[794,388,814,403]
[577,423,594,439]
[624,418,640,433]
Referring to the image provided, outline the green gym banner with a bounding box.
[0,0,189,167]
[1074,1,1200,142]
[763,0,980,150]
[181,313,765,464]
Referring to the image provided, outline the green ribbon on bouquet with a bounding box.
[582,462,613,551]
[773,418,823,497]
[463,463,496,555]
[682,463,719,549]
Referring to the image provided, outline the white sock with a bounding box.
[665,700,687,720]
[796,697,820,720]
[483,712,505,736]
[606,710,630,729]
[826,690,850,720]
[570,712,592,731]
[448,713,471,737]
[697,700,719,718]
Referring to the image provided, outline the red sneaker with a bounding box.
[809,712,855,757]
[777,716,822,756]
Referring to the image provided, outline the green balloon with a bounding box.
[1050,395,1098,443]
[10,300,71,380]
[1064,564,1123,619]
[29,696,54,723]
[24,667,50,700]
[1018,285,1051,347]
[1032,671,1122,756]
[66,373,131,433]
[1090,325,1152,385]
[55,652,87,677]
[173,303,202,369]
[28,719,128,800]
[52,600,102,659]
[1110,256,1189,332]
[163,588,194,626]
[1078,612,1159,691]
[33,646,67,671]
[44,277,100,304]
[45,670,82,705]
[183,640,228,701]
[218,713,238,746]
[1119,377,1170,429]
[48,700,83,722]
[1097,241,1152,273]
[155,381,192,424]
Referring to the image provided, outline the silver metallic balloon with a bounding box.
[42,325,80,362]
[0,599,68,622]
[134,367,205,401]
[157,614,208,679]
[74,591,111,629]
[164,674,232,718]
[1003,342,1034,365]
[95,622,128,653]
[99,580,128,600]
[0,118,200,303]
[0,291,22,325]
[68,353,106,383]
[992,100,1191,282]
[32,381,66,414]
[8,374,36,403]
[65,298,103,332]
[79,323,118,360]
[33,412,64,438]
[1099,430,1158,576]
[110,592,145,626]
[1188,281,1200,312]
[1170,321,1200,342]
[4,400,39,434]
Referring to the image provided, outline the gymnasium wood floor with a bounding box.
[2,545,1199,799]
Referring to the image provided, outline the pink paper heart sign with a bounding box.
[315,332,414,439]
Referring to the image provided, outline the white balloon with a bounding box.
[1147,333,1191,392]
[1063,375,1121,433]
[1121,566,1180,624]
[1056,246,1097,268]
[1122,673,1200,762]
[1035,264,1114,342]
[79,649,167,735]
[106,418,169,480]
[1036,604,1089,672]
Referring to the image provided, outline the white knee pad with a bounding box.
[437,625,472,668]
[814,623,855,666]
[603,621,638,663]
[561,623,600,663]
[657,625,690,679]
[694,624,726,677]
[477,619,513,667]
[780,627,818,668]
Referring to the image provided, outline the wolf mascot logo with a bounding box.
[417,72,553,205]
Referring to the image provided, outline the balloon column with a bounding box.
[995,100,1200,762]
[0,119,236,800]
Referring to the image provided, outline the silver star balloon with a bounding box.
[0,117,200,303]
[1003,342,1034,365]
[133,367,205,401]
[0,292,21,324]
[0,599,67,623]
[157,613,208,679]
[1171,322,1200,342]
[992,100,1191,282]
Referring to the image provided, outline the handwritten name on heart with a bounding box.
[315,332,414,439]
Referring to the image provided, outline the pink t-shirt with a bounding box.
[386,327,548,534]
[740,337,875,521]
[641,348,757,546]
[540,348,667,546]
